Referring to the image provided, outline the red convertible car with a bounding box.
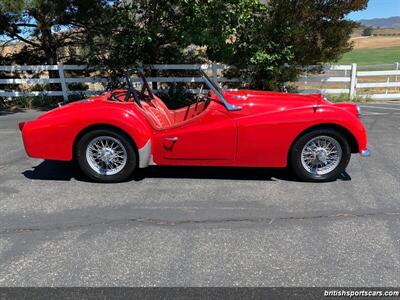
[20,70,369,183]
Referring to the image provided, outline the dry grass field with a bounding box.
[351,36,400,49]
[373,28,400,35]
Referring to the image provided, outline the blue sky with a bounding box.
[348,0,400,20]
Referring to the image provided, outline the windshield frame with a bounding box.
[200,69,242,111]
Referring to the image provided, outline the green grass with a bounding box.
[325,94,369,103]
[337,46,400,65]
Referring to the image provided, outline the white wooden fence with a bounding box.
[0,64,234,103]
[297,62,400,100]
[1,63,400,102]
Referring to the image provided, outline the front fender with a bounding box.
[235,104,367,167]
[316,104,368,152]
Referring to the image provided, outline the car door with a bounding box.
[160,107,236,161]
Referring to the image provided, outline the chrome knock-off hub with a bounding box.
[300,136,342,175]
[86,136,128,176]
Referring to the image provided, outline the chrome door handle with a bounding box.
[164,137,178,142]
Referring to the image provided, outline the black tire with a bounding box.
[289,128,351,182]
[76,128,137,183]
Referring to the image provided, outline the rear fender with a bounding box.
[22,105,153,164]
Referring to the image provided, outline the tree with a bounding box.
[0,0,107,65]
[362,27,373,36]
[86,1,203,70]
[85,0,213,91]
[86,0,268,91]
[2,0,369,92]
[185,0,368,90]
[92,0,368,91]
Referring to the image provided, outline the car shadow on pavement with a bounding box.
[141,166,295,181]
[22,160,87,181]
[22,160,352,183]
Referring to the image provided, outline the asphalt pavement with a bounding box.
[0,104,399,286]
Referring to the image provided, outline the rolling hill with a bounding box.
[359,16,400,29]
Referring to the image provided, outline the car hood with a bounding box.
[223,89,324,114]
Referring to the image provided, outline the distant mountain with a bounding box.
[359,16,400,29]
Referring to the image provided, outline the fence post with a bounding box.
[349,63,357,100]
[211,63,219,86]
[395,62,399,82]
[57,64,69,103]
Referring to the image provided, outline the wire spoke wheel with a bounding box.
[300,135,342,176]
[86,136,127,176]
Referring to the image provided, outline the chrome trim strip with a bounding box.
[357,105,361,116]
[231,95,247,100]
[164,137,178,141]
[138,139,155,168]
[360,149,371,157]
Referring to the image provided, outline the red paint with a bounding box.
[20,89,368,168]
[19,122,25,131]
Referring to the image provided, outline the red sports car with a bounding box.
[19,70,369,183]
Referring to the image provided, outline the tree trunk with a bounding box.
[45,51,60,94]
[37,19,60,94]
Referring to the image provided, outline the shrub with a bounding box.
[0,96,58,109]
